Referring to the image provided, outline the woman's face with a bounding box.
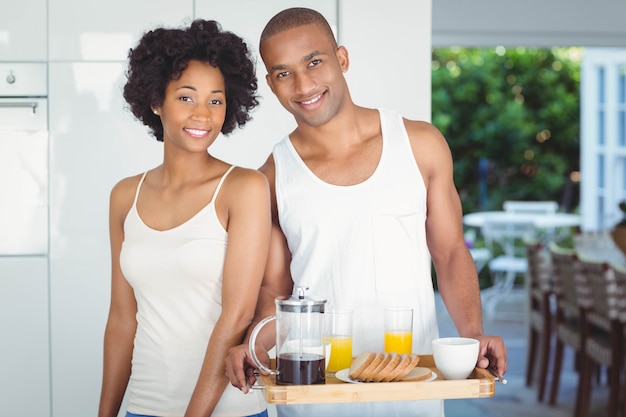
[155,60,227,153]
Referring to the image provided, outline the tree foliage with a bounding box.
[432,47,581,214]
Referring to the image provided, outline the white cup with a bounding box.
[432,337,479,380]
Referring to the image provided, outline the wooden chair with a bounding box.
[524,240,553,402]
[576,257,623,417]
[609,263,626,417]
[548,242,586,409]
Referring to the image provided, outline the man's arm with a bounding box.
[405,119,507,377]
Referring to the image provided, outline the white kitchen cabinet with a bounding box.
[0,0,47,61]
[48,0,193,61]
[0,257,50,417]
[48,62,162,416]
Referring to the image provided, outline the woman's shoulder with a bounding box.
[219,165,269,206]
[111,172,145,196]
[109,172,147,216]
[225,165,268,188]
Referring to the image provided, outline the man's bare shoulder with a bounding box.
[402,118,445,141]
[402,118,450,154]
[259,154,276,178]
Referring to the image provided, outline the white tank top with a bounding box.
[274,108,443,417]
[120,166,265,417]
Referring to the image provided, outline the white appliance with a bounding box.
[0,63,48,255]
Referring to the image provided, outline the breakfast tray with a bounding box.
[257,354,495,404]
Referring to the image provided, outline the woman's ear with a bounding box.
[336,46,350,73]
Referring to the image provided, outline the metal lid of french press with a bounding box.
[275,286,326,313]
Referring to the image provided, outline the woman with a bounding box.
[98,19,271,417]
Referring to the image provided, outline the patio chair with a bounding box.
[548,242,586,409]
[524,240,553,402]
[480,219,536,318]
[503,200,559,214]
[504,200,563,241]
[576,257,623,417]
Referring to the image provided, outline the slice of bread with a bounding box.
[349,351,375,380]
[381,353,412,382]
[401,366,432,381]
[391,353,421,381]
[356,352,385,381]
[362,352,391,382]
[372,352,402,382]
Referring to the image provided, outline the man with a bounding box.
[226,7,507,416]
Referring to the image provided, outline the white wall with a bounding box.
[432,0,626,47]
[340,0,432,121]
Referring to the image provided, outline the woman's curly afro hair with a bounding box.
[123,19,259,141]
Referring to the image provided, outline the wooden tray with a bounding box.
[258,354,495,404]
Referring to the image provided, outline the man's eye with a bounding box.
[277,71,290,79]
[309,59,321,67]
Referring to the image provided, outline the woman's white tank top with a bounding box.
[120,166,265,416]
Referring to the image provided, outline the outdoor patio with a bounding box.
[436,289,610,417]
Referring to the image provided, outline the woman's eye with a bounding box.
[179,96,193,102]
[209,99,223,105]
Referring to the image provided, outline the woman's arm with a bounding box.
[98,179,139,417]
[184,168,272,417]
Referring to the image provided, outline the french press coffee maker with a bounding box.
[249,286,327,385]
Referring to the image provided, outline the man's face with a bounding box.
[260,24,349,127]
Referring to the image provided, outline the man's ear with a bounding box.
[336,46,350,73]
[265,73,276,94]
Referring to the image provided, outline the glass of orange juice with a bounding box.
[384,307,413,354]
[325,309,353,375]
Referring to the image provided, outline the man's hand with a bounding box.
[225,343,270,394]
[474,335,507,378]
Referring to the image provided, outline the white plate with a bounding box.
[335,368,437,383]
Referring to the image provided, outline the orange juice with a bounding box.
[384,331,412,354]
[326,335,353,373]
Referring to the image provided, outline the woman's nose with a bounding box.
[192,104,212,119]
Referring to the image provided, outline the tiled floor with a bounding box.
[437,289,610,417]
[268,288,612,417]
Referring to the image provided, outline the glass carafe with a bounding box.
[249,286,327,385]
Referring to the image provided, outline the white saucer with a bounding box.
[335,368,437,383]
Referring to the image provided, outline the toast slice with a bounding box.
[401,366,432,381]
[348,351,376,380]
[381,353,412,382]
[355,352,384,381]
[362,352,391,382]
[391,353,421,381]
[372,352,402,382]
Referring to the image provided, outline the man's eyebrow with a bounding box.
[302,51,322,62]
[268,51,325,74]
[269,64,288,74]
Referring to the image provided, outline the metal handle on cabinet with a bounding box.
[0,101,39,115]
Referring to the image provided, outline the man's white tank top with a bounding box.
[274,108,443,416]
[120,166,265,417]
